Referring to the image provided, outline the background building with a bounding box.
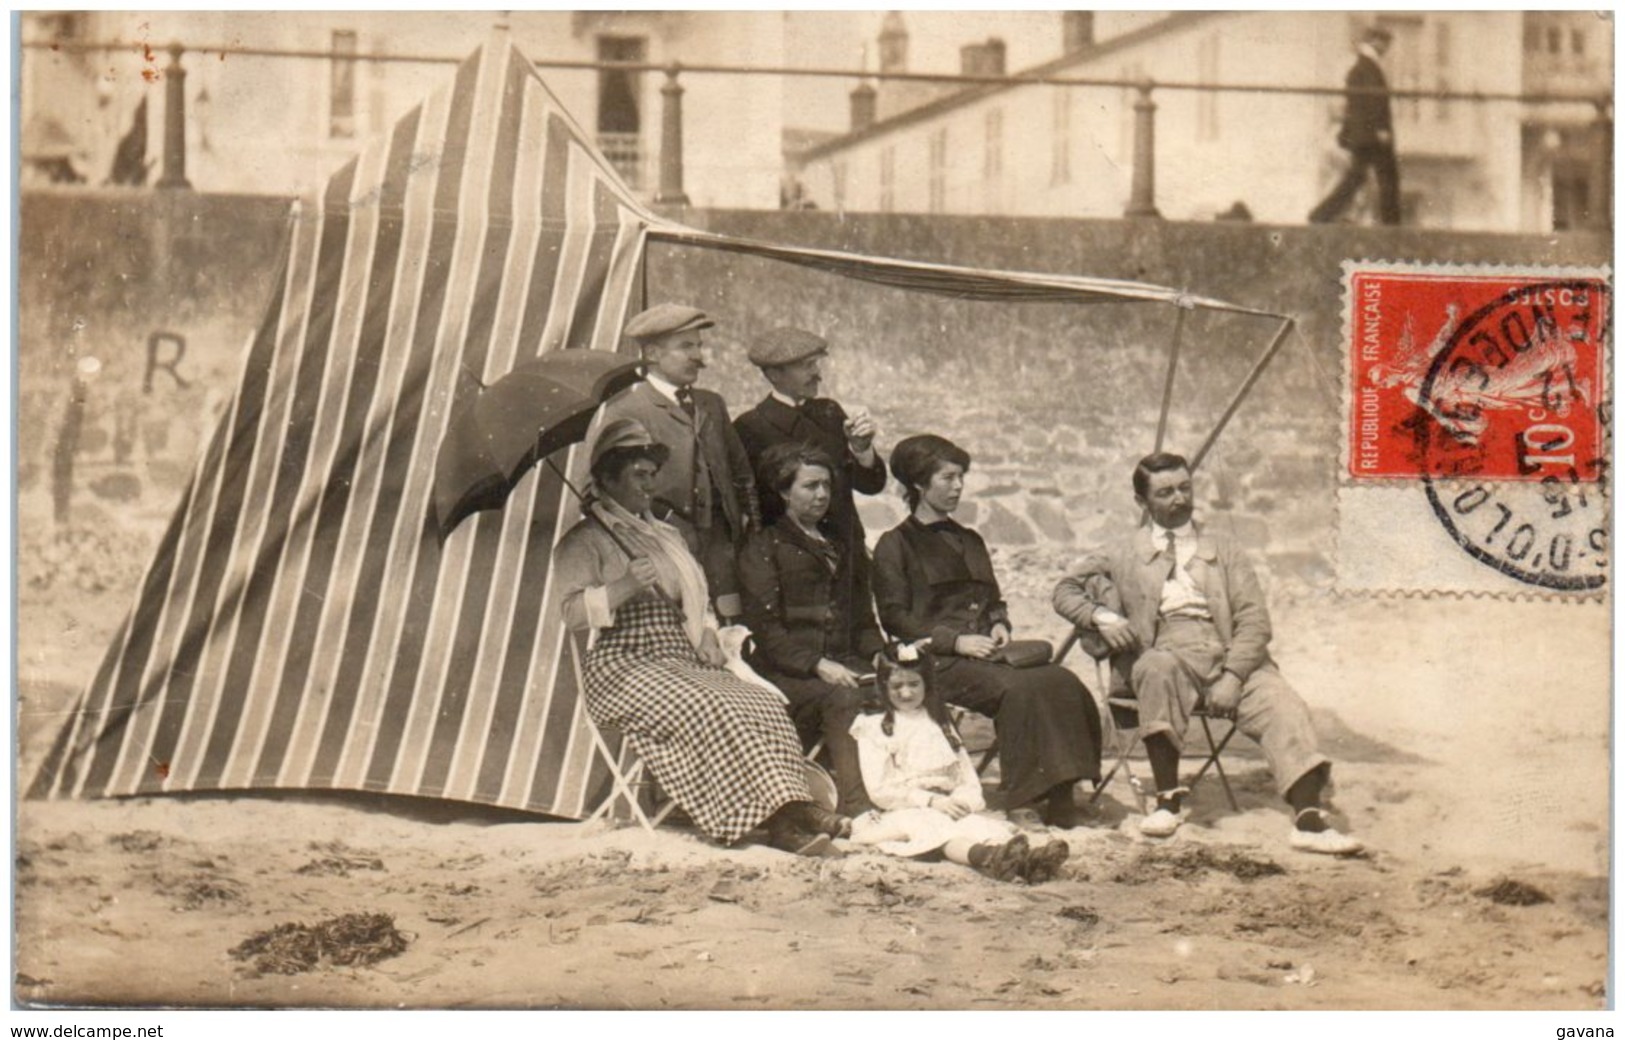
[19,10,792,208]
[794,11,1611,232]
[18,11,1613,230]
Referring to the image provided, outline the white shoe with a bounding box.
[1289,826,1363,856]
[1139,807,1184,838]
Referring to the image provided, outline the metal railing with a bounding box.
[20,36,1614,227]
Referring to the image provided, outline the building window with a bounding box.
[880,146,895,212]
[1050,88,1071,185]
[1197,35,1220,141]
[1553,166,1590,232]
[1434,22,1451,122]
[329,30,358,139]
[1547,26,1562,54]
[928,128,948,212]
[832,160,847,211]
[597,36,646,188]
[1062,12,1095,53]
[369,43,388,132]
[34,12,83,40]
[983,108,1003,181]
[1375,18,1423,125]
[1571,27,1586,56]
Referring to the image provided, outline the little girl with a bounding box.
[848,642,1070,884]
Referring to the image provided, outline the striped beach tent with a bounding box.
[31,33,1283,819]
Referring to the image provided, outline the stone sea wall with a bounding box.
[19,189,1606,600]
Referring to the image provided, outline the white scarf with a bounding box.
[588,497,712,649]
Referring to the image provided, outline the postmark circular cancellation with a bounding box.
[1344,265,1610,593]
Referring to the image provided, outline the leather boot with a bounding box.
[765,807,840,857]
[791,800,853,839]
[1043,782,1080,829]
[1022,839,1071,884]
[968,833,1030,883]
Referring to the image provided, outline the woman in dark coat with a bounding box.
[739,442,885,816]
[871,434,1102,827]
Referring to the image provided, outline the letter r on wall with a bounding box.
[145,331,190,392]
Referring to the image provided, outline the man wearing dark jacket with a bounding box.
[1309,26,1400,226]
[734,327,888,568]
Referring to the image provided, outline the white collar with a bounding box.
[1358,42,1383,63]
[1151,521,1196,545]
[645,373,684,404]
[770,389,803,408]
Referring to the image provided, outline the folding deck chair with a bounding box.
[1053,632,1240,815]
[575,629,839,825]
[568,631,677,831]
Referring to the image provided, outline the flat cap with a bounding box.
[624,303,714,342]
[748,326,829,368]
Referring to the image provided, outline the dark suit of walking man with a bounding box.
[1310,26,1400,226]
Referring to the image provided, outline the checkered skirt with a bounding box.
[583,596,810,843]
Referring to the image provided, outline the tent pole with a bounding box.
[1152,302,1188,453]
[1189,316,1295,472]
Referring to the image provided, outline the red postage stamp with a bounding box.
[1345,266,1609,483]
[1338,262,1611,595]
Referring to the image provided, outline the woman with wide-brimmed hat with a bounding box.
[871,433,1102,828]
[553,417,848,856]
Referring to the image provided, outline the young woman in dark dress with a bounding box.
[870,434,1102,827]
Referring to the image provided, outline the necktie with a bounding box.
[1163,529,1179,579]
[676,387,696,420]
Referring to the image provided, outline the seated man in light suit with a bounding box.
[1052,452,1361,855]
[602,303,759,622]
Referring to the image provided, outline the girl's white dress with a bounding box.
[848,710,1015,857]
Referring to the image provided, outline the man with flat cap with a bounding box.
[603,302,758,621]
[734,327,887,576]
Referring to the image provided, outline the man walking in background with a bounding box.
[603,303,758,622]
[1310,26,1400,226]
